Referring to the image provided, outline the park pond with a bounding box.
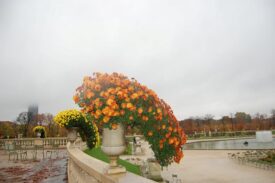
[184,138,275,150]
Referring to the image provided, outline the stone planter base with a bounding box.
[107,166,126,174]
[67,127,78,144]
[37,132,41,138]
[102,146,126,174]
[107,156,126,174]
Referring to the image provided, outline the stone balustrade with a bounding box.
[0,137,68,149]
[67,142,156,183]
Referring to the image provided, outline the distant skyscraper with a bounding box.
[28,104,38,115]
[28,104,38,123]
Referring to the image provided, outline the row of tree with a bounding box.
[180,110,275,135]
[1,110,275,138]
[0,112,67,138]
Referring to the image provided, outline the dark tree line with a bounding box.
[180,110,275,135]
[0,112,67,138]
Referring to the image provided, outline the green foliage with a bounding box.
[260,151,275,164]
[32,126,46,137]
[235,112,252,123]
[0,122,16,138]
[74,73,186,167]
[124,142,132,155]
[85,147,141,175]
[74,115,98,149]
[141,119,177,166]
[54,109,98,149]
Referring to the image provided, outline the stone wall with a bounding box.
[67,142,156,183]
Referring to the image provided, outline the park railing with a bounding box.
[0,137,68,149]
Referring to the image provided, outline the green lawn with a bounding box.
[84,147,141,175]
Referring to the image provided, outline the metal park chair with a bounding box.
[6,142,18,161]
[32,139,44,160]
[15,145,28,160]
[46,141,60,159]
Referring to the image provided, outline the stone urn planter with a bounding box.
[36,132,41,138]
[67,127,78,144]
[101,123,126,174]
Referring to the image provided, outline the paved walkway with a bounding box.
[122,141,275,183]
[163,150,275,183]
[0,150,68,183]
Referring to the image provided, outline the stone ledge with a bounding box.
[67,143,156,183]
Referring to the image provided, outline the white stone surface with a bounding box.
[101,146,126,156]
[67,142,156,183]
[256,131,273,142]
[162,150,275,183]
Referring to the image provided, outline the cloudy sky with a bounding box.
[0,0,274,121]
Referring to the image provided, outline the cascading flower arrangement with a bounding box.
[33,125,46,133]
[54,109,100,148]
[33,125,46,137]
[73,72,187,167]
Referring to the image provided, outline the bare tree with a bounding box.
[204,114,214,131]
[16,112,32,137]
[229,113,235,131]
[270,109,275,129]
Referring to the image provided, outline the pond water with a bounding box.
[183,138,275,150]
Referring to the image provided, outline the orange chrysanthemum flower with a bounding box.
[74,72,187,167]
[138,107,143,114]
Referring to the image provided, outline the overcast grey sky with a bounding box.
[0,0,274,121]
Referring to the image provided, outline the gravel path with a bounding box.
[162,150,275,183]
[0,150,68,183]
